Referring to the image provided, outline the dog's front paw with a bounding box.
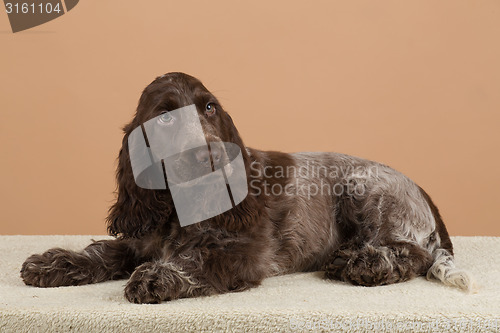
[21,248,92,287]
[124,261,201,304]
[124,262,169,304]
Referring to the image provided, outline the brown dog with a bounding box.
[21,72,473,303]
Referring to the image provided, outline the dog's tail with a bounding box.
[426,248,476,292]
[418,186,477,293]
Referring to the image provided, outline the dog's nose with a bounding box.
[194,145,222,166]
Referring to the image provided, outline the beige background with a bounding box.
[1,1,499,236]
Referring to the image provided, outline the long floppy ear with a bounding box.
[222,113,245,148]
[106,133,173,238]
[220,112,255,170]
[211,111,269,231]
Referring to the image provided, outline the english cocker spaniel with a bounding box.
[21,72,473,303]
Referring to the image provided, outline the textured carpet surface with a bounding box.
[0,235,499,332]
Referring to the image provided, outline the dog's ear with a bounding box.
[106,134,173,238]
[222,112,247,150]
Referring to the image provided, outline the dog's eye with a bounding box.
[158,112,174,125]
[205,103,217,116]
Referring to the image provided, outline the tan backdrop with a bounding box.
[1,1,499,236]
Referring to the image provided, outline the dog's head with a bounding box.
[126,73,245,186]
[107,73,254,237]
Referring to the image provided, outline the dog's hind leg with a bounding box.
[323,241,433,286]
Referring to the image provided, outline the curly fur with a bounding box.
[21,72,473,303]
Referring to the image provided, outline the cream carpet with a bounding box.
[0,236,499,332]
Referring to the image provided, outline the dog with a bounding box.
[21,72,473,303]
